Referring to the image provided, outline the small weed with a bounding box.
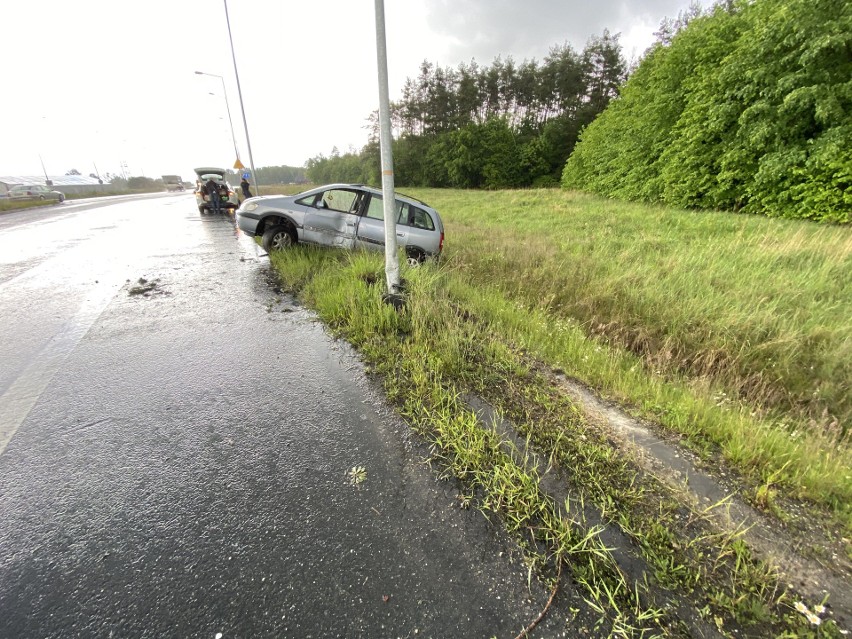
[347,465,367,486]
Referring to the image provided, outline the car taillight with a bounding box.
[439,231,444,253]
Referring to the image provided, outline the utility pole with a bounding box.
[38,154,51,185]
[374,0,402,298]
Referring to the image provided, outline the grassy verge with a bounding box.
[0,199,53,212]
[268,242,847,637]
[255,183,315,197]
[411,188,850,436]
[406,188,851,522]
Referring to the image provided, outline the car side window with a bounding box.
[364,194,405,221]
[365,195,384,219]
[319,189,358,213]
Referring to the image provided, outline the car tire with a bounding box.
[262,225,295,253]
[58,194,65,203]
[39,195,45,200]
[406,249,426,267]
[198,206,206,215]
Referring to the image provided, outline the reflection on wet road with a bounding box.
[0,195,569,637]
[0,196,198,451]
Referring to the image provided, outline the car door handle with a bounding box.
[397,232,405,237]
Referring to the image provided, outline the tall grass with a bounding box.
[0,198,61,212]
[408,188,851,438]
[268,246,847,634]
[265,188,851,524]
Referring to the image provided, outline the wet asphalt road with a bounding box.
[0,195,570,638]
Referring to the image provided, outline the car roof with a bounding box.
[305,183,433,209]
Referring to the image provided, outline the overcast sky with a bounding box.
[1,0,691,181]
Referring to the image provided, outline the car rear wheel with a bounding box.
[262,226,295,253]
[58,194,65,203]
[406,249,426,267]
[38,195,45,200]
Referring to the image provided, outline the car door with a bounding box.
[355,194,407,252]
[301,188,362,249]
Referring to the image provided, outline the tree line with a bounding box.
[307,31,627,189]
[224,165,306,185]
[562,0,850,223]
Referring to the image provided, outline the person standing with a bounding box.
[205,178,222,214]
[240,176,252,200]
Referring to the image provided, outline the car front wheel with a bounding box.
[58,194,65,202]
[262,225,295,253]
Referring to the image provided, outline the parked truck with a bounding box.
[162,175,185,192]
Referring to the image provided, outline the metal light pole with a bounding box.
[194,71,240,165]
[222,0,259,191]
[38,154,51,185]
[374,0,401,296]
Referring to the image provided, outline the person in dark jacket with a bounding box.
[240,177,252,199]
[205,178,222,214]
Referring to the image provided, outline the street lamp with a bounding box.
[194,70,240,165]
[374,0,401,297]
[222,0,259,192]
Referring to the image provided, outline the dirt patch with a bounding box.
[545,369,852,629]
[463,392,725,639]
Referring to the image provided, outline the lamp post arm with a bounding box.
[219,76,240,160]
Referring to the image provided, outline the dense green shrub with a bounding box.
[562,0,851,223]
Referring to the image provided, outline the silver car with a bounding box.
[236,184,444,263]
[7,184,65,202]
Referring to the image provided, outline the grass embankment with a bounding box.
[0,199,60,212]
[267,188,850,635]
[411,188,851,519]
[266,215,848,636]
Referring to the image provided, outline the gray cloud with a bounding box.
[423,0,691,65]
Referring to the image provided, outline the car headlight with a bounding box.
[243,202,259,212]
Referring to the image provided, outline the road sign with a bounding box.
[233,158,245,170]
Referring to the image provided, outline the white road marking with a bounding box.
[0,283,117,455]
